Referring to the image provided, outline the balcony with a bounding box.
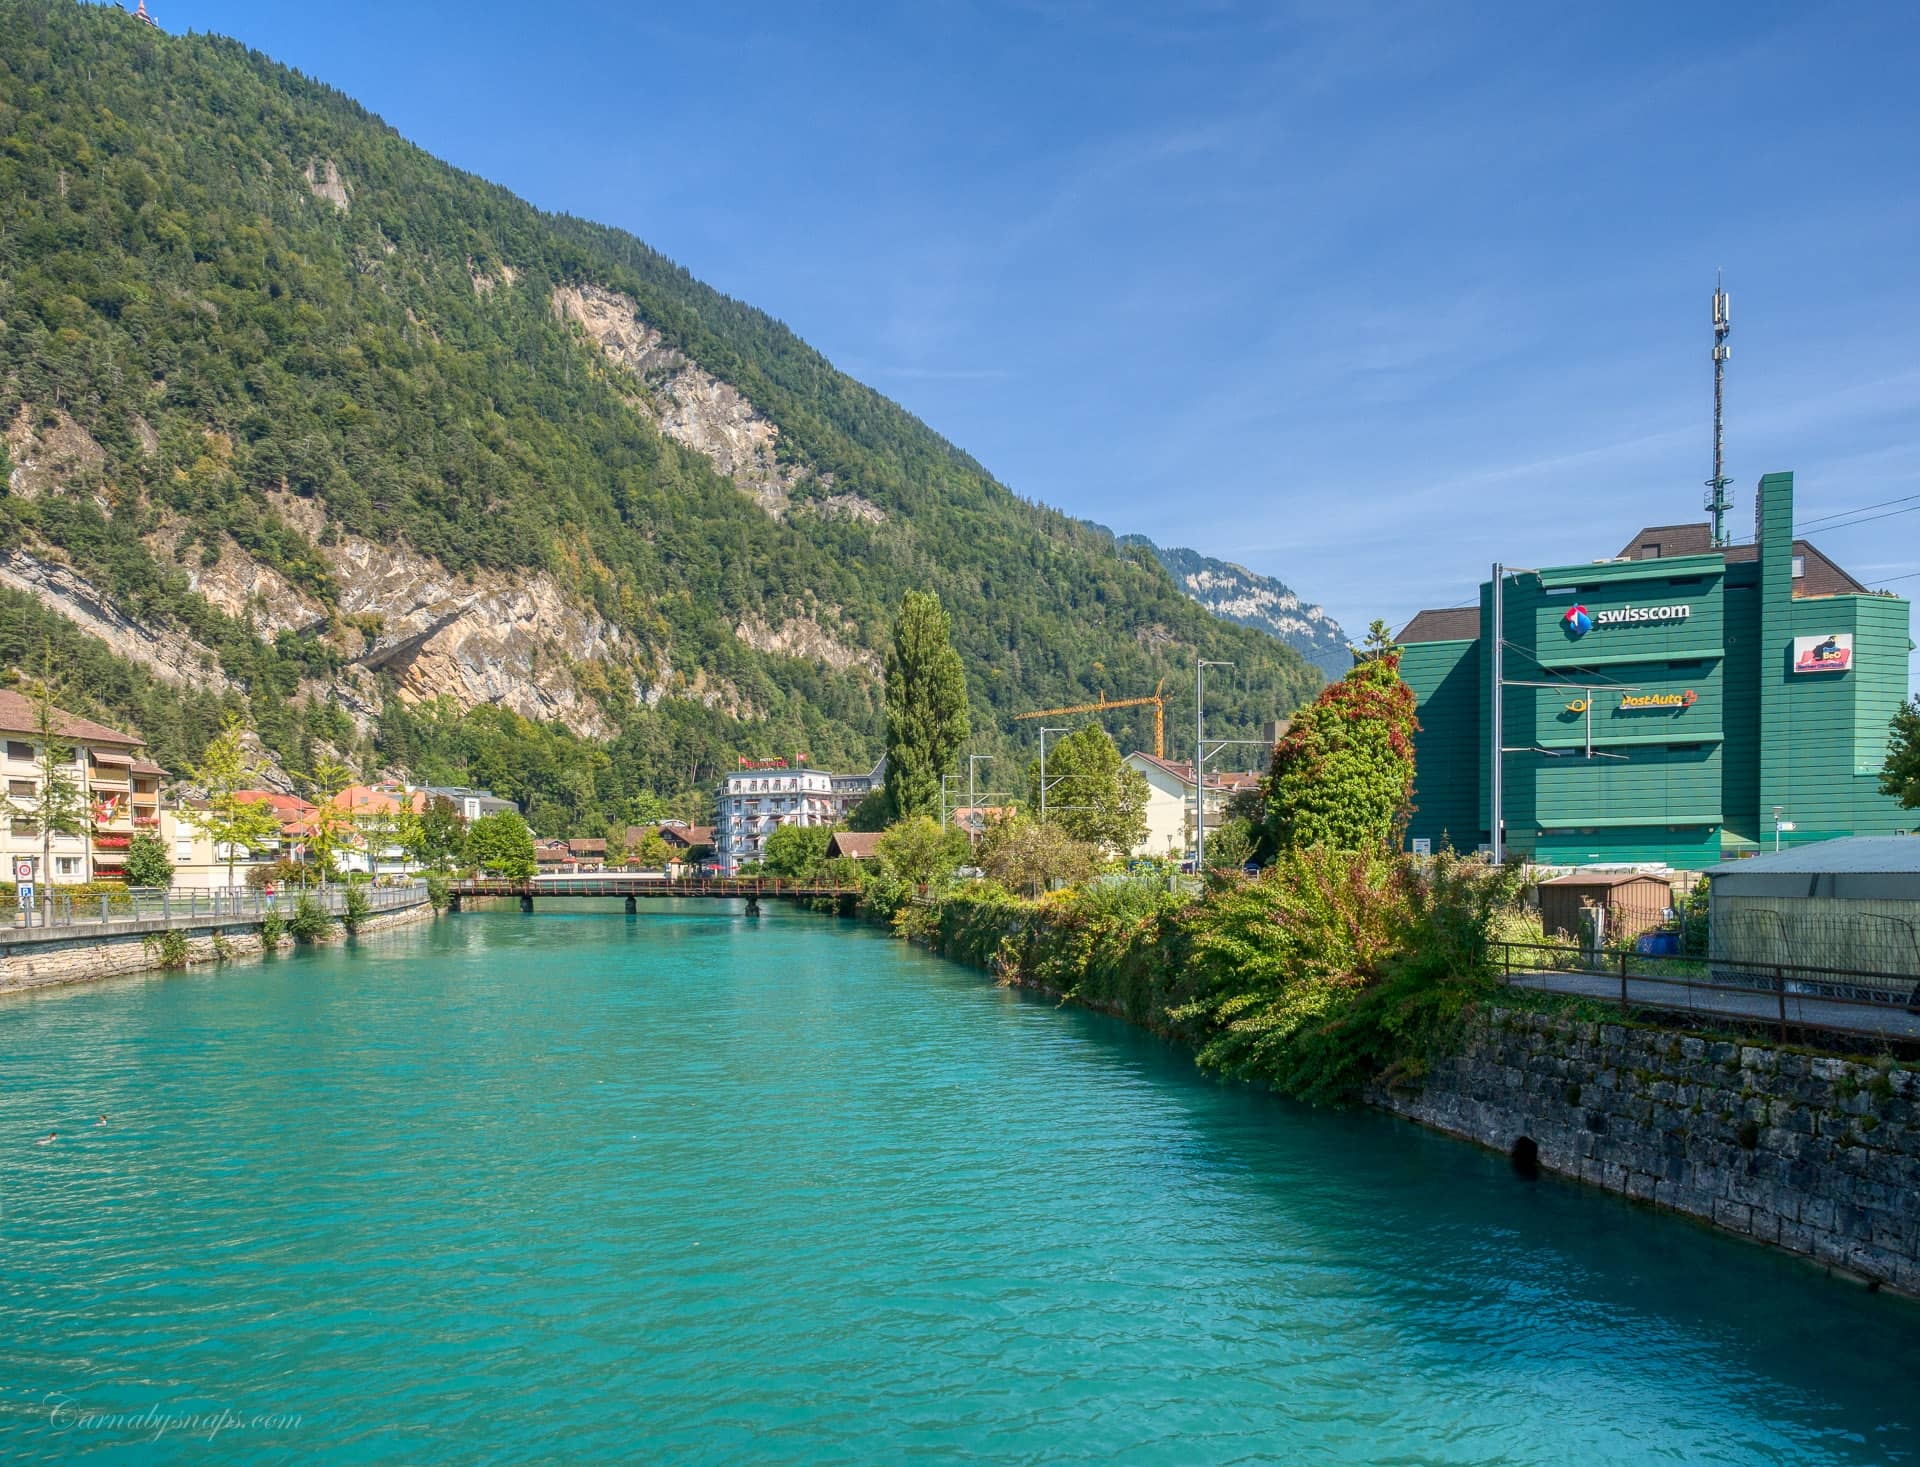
[92,832,131,851]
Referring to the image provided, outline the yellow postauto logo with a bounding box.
[1565,690,1698,712]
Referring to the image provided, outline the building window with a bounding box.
[1640,544,1661,557]
[7,779,33,798]
[56,857,80,878]
[1791,555,1805,579]
[6,740,32,761]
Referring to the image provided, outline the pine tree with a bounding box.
[882,592,970,821]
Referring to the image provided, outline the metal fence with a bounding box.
[1496,939,1920,1043]
[1710,907,1920,985]
[8,881,430,934]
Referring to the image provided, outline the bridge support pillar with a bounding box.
[744,896,761,917]
[449,893,462,913]
[519,892,534,914]
[625,894,637,914]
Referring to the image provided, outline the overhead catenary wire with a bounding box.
[1796,492,1920,531]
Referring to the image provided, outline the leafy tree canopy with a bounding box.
[1266,651,1418,854]
[1024,724,1147,852]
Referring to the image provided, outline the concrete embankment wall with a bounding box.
[0,901,434,995]
[1373,1006,1920,1295]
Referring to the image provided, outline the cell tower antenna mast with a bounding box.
[1705,272,1732,546]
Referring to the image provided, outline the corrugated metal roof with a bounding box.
[1706,838,1920,877]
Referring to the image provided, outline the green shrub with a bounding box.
[425,872,451,912]
[260,909,286,948]
[144,928,190,970]
[342,885,371,934]
[289,894,330,943]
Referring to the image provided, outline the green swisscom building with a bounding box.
[1399,473,1915,869]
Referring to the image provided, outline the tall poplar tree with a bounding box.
[882,592,970,821]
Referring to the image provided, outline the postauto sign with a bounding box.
[1562,603,1691,638]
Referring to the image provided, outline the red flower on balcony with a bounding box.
[92,833,131,850]
[132,815,159,828]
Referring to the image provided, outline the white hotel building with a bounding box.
[715,769,837,873]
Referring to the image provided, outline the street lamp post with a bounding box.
[1194,656,1234,870]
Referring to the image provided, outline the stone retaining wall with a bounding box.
[0,900,435,995]
[1372,1006,1920,1295]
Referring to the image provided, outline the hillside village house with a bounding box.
[1124,752,1265,860]
[1,690,166,887]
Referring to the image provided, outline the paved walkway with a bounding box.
[1508,969,1920,1041]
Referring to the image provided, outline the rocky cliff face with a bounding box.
[1122,537,1348,680]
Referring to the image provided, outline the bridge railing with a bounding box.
[451,876,860,898]
[9,880,432,933]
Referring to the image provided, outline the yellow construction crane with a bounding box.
[1013,679,1166,759]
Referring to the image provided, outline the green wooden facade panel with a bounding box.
[1402,638,1480,851]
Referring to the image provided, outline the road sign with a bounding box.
[12,859,31,882]
[1777,820,1797,832]
[1411,838,1432,857]
[16,882,33,908]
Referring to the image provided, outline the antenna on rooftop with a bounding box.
[1705,272,1732,546]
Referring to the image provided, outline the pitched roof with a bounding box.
[1126,751,1264,791]
[567,836,607,855]
[825,831,884,860]
[1616,521,1866,595]
[0,688,144,747]
[1398,608,1482,644]
[662,825,714,847]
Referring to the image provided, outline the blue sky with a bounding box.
[147,0,1918,686]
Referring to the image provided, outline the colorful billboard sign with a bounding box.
[1792,634,1852,674]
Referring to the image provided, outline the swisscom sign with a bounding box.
[1562,603,1691,637]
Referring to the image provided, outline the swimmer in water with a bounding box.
[36,1132,55,1145]
[95,1115,107,1126]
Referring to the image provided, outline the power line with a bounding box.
[1798,502,1920,537]
[1796,493,1920,532]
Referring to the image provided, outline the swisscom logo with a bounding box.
[1562,602,1690,637]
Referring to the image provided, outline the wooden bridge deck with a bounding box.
[450,877,858,901]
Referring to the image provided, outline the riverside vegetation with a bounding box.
[791,633,1543,1105]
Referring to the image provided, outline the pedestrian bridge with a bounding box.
[448,875,859,913]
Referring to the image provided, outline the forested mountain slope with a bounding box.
[0,1,1322,829]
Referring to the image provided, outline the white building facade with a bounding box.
[1123,752,1263,860]
[715,769,836,874]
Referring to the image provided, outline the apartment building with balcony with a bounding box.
[1,689,166,886]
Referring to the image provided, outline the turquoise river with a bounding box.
[5,904,1920,1464]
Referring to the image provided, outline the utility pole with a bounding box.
[1194,656,1233,870]
[1037,727,1067,825]
[1490,563,1504,865]
[967,754,993,846]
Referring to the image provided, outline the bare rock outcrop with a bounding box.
[304,158,350,213]
[0,548,231,690]
[267,493,625,735]
[734,613,880,677]
[5,406,106,499]
[553,283,804,517]
[146,522,328,640]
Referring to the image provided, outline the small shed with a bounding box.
[1537,871,1675,945]
[1705,838,1920,979]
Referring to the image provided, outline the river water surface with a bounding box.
[4,904,1919,1464]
